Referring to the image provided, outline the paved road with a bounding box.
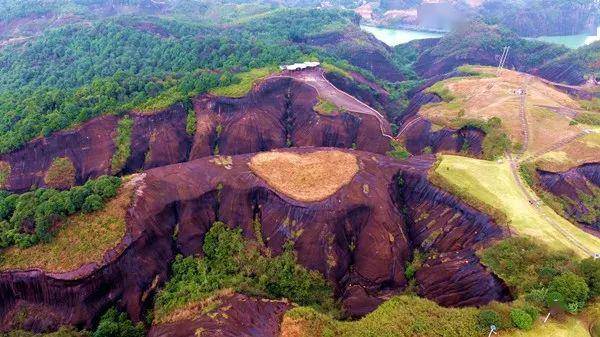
[271,69,394,141]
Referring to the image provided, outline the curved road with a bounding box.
[270,68,394,141]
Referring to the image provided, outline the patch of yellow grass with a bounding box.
[433,155,600,257]
[419,66,587,155]
[248,150,359,202]
[536,133,600,172]
[0,177,136,273]
[209,67,278,98]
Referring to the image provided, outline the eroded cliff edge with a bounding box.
[0,148,509,333]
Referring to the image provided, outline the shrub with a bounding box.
[44,157,76,190]
[154,221,336,322]
[0,161,10,189]
[82,195,104,213]
[479,237,577,295]
[510,308,533,330]
[185,107,196,136]
[580,258,600,297]
[574,111,600,125]
[0,175,121,249]
[477,310,503,331]
[93,308,144,337]
[548,272,589,313]
[387,140,410,159]
[111,116,133,174]
[518,162,536,187]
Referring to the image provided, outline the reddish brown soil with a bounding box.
[0,148,510,332]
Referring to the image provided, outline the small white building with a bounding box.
[280,61,320,71]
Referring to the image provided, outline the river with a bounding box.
[362,25,600,49]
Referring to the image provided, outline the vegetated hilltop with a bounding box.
[397,65,600,234]
[406,21,569,79]
[536,41,600,85]
[0,7,406,155]
[0,2,599,337]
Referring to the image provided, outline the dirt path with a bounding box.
[396,116,422,138]
[507,77,595,257]
[508,155,594,257]
[271,68,394,141]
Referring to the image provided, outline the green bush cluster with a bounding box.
[154,221,336,321]
[458,117,511,160]
[480,237,599,314]
[93,308,144,337]
[387,139,410,159]
[518,162,537,187]
[509,308,533,330]
[110,117,134,174]
[574,111,600,126]
[0,176,121,249]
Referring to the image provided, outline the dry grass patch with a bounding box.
[44,157,76,189]
[419,66,587,155]
[535,132,600,172]
[248,150,359,202]
[0,177,137,272]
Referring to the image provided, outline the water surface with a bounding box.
[360,25,443,46]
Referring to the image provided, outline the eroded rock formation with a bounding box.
[0,148,510,332]
[537,163,600,233]
[0,77,390,193]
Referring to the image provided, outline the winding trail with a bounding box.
[509,155,594,257]
[507,74,596,257]
[270,68,394,141]
[396,116,422,138]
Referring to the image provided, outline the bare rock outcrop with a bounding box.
[0,149,510,332]
[537,163,600,233]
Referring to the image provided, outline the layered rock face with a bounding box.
[0,115,119,192]
[125,105,192,172]
[189,77,391,159]
[399,172,509,305]
[397,90,484,158]
[400,118,484,158]
[537,163,600,232]
[0,175,176,332]
[0,77,390,193]
[0,148,510,332]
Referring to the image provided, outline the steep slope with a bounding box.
[0,74,392,193]
[0,149,509,331]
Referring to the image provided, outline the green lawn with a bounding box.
[433,155,600,257]
[209,67,277,98]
